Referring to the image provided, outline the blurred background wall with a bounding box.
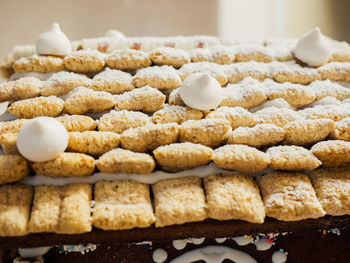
[0,0,349,59]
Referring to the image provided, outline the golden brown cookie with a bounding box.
[114,86,166,113]
[90,68,134,94]
[283,119,335,145]
[8,96,64,118]
[309,80,350,101]
[153,142,213,172]
[213,145,270,173]
[105,49,151,71]
[168,88,186,107]
[0,77,41,102]
[0,184,32,236]
[179,118,231,148]
[330,117,350,141]
[64,87,115,115]
[225,62,271,83]
[152,177,207,227]
[206,106,258,130]
[190,46,235,65]
[300,105,350,122]
[56,114,97,132]
[257,172,325,221]
[234,45,273,62]
[267,145,321,171]
[120,123,179,152]
[227,124,285,148]
[133,65,182,90]
[63,50,105,73]
[93,180,155,230]
[0,155,29,184]
[311,140,350,167]
[151,104,203,124]
[255,106,303,127]
[40,71,91,97]
[0,133,18,154]
[97,110,150,133]
[96,148,155,174]
[0,119,27,134]
[67,131,120,156]
[13,55,64,73]
[204,174,265,223]
[31,152,95,177]
[150,47,190,68]
[310,169,350,216]
[318,62,350,82]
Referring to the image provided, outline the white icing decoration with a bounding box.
[173,240,187,250]
[19,164,272,186]
[152,248,168,263]
[36,23,71,56]
[170,246,257,263]
[12,45,36,61]
[18,247,51,257]
[215,238,227,244]
[254,239,273,251]
[179,73,223,111]
[105,29,126,38]
[271,250,288,263]
[294,27,331,67]
[191,237,205,245]
[16,117,68,162]
[232,236,253,246]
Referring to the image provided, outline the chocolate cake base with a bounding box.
[1,216,350,262]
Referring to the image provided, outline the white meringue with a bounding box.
[294,27,331,67]
[16,117,68,162]
[36,23,71,56]
[179,73,223,111]
[105,29,125,38]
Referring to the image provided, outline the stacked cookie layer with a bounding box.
[0,35,350,236]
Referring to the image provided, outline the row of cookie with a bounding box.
[1,137,350,185]
[1,114,349,158]
[1,168,349,236]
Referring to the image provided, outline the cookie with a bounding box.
[0,133,18,155]
[133,65,182,90]
[96,148,155,174]
[40,71,91,97]
[63,50,105,73]
[153,142,213,172]
[56,114,97,132]
[13,55,64,73]
[249,98,296,112]
[206,106,258,130]
[0,184,32,236]
[0,119,27,134]
[282,119,335,145]
[120,123,179,152]
[204,174,265,223]
[67,131,120,156]
[227,124,285,148]
[149,47,190,68]
[255,106,303,127]
[114,86,166,113]
[90,68,134,94]
[300,105,350,122]
[234,45,273,63]
[151,104,203,124]
[31,152,95,177]
[257,172,325,221]
[152,177,207,227]
[178,62,227,86]
[97,110,150,134]
[267,145,321,171]
[64,87,115,115]
[168,88,186,107]
[213,144,270,173]
[8,96,64,118]
[318,62,350,82]
[0,155,29,184]
[225,62,271,83]
[311,140,350,167]
[0,77,41,102]
[179,118,231,148]
[330,117,350,141]
[310,80,350,101]
[93,180,155,230]
[190,46,235,64]
[105,49,151,71]
[271,61,320,84]
[310,169,350,216]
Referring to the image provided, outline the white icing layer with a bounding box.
[179,73,223,111]
[232,236,253,246]
[215,238,227,244]
[20,164,270,186]
[294,27,331,67]
[254,239,273,251]
[272,250,288,263]
[16,117,68,162]
[36,23,71,56]
[18,247,51,257]
[173,240,187,250]
[152,248,168,263]
[170,246,257,263]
